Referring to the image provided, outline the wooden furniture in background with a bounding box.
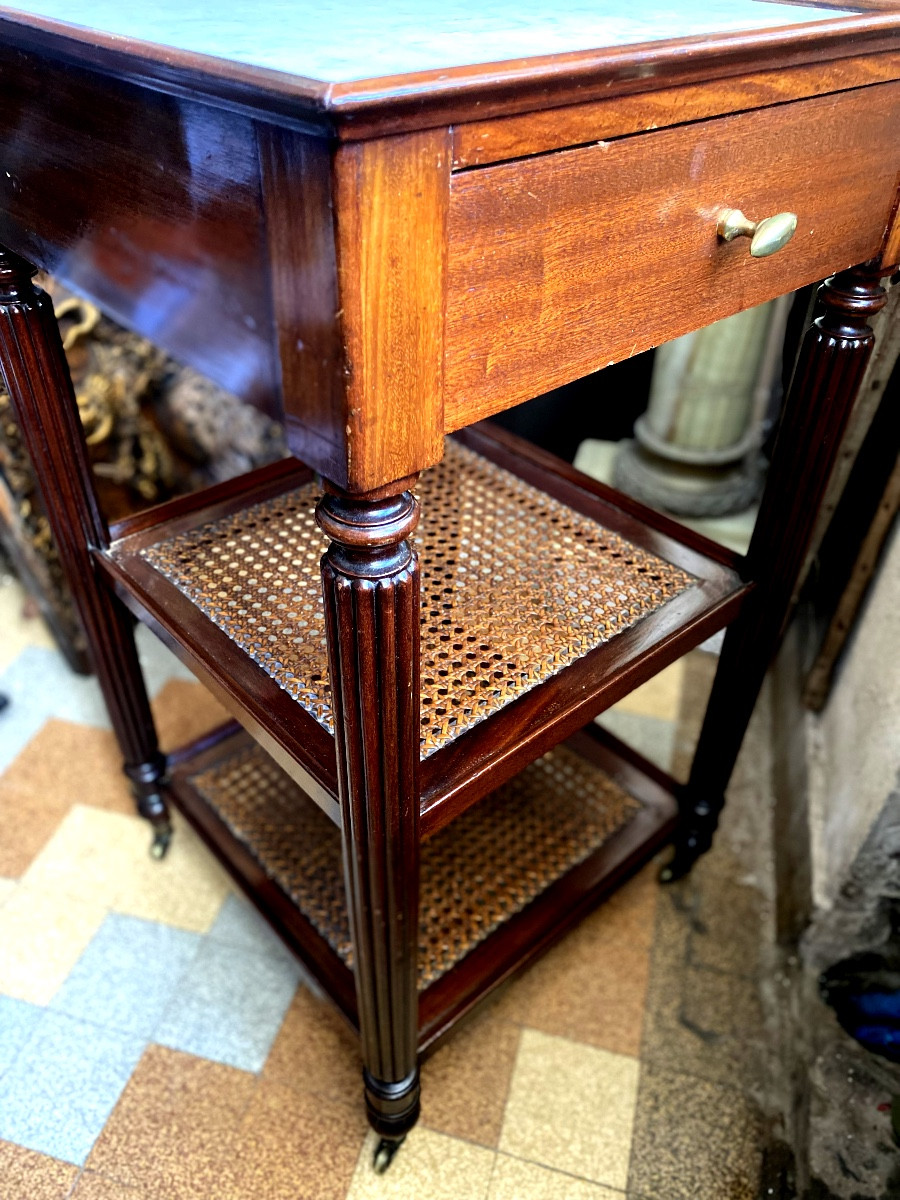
[0,0,899,1170]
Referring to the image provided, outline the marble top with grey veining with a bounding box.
[0,0,858,84]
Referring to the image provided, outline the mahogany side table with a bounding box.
[0,0,898,1169]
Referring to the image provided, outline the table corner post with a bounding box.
[0,247,172,855]
[316,478,422,1169]
[665,262,889,883]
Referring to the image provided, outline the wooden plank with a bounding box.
[1,8,899,138]
[331,130,450,490]
[0,42,279,414]
[261,127,450,490]
[452,52,900,168]
[883,190,900,269]
[258,129,350,484]
[444,83,900,429]
[803,453,900,711]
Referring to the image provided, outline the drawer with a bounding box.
[444,82,900,430]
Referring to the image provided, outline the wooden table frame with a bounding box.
[0,5,898,1167]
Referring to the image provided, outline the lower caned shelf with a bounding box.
[168,722,677,1053]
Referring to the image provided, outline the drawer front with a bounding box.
[445,82,900,429]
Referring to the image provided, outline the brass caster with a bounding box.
[659,845,695,884]
[150,822,173,860]
[373,1136,405,1174]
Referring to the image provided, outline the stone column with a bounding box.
[615,297,790,516]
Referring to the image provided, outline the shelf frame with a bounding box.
[165,719,678,1057]
[96,423,747,835]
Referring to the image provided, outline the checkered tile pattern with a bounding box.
[0,575,766,1199]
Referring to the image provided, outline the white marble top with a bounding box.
[0,0,856,83]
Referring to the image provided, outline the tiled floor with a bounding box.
[0,573,771,1199]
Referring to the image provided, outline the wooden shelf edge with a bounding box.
[167,730,359,1029]
[459,422,745,574]
[418,728,678,1054]
[164,720,678,1059]
[419,577,745,834]
[100,425,741,832]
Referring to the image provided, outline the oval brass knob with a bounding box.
[717,209,798,258]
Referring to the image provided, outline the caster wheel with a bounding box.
[150,822,173,860]
[658,861,679,885]
[373,1136,404,1174]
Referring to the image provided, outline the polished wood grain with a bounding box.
[0,249,170,842]
[2,8,898,138]
[445,82,900,429]
[258,131,347,483]
[882,193,900,269]
[0,43,279,415]
[318,486,422,1143]
[95,425,745,838]
[666,264,889,878]
[328,16,900,139]
[452,52,900,167]
[260,127,449,490]
[330,132,450,491]
[2,1,899,1157]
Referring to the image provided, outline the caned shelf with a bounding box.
[98,423,748,833]
[168,721,677,1051]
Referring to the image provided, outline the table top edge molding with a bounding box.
[1,7,899,138]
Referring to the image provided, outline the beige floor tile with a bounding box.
[487,1155,624,1199]
[347,1128,495,1200]
[0,579,56,669]
[113,811,231,932]
[499,1030,639,1190]
[22,804,143,905]
[22,804,229,933]
[0,719,133,814]
[611,659,685,722]
[0,884,107,1003]
[421,1008,521,1148]
[0,1139,79,1200]
[0,874,18,905]
[492,868,656,1057]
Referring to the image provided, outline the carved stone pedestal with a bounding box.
[615,299,788,517]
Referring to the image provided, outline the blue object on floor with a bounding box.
[821,952,900,1062]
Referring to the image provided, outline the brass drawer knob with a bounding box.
[717,209,798,258]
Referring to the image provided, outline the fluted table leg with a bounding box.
[0,248,171,854]
[317,483,421,1170]
[667,264,888,880]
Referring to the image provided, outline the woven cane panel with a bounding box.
[188,739,642,988]
[143,440,695,757]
